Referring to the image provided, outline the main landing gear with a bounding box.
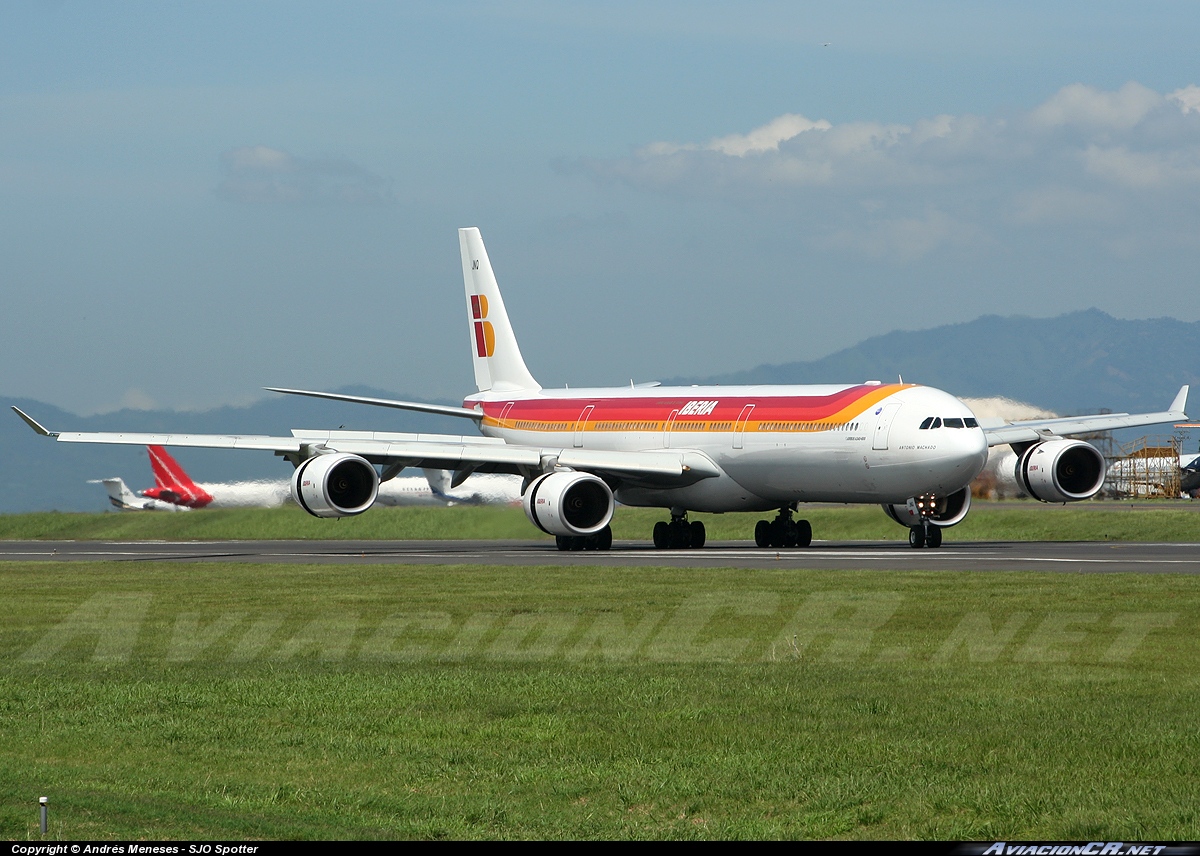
[555,526,613,551]
[754,507,812,548]
[652,509,706,549]
[907,522,943,549]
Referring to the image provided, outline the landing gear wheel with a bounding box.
[925,525,942,549]
[653,511,704,549]
[653,521,669,549]
[756,507,811,548]
[908,526,926,549]
[668,519,690,549]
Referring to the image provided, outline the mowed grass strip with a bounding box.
[1,561,1198,840]
[2,502,1200,542]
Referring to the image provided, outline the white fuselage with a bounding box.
[466,382,989,512]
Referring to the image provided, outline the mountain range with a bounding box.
[665,309,1199,416]
[4,309,1198,513]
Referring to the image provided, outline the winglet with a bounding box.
[1169,385,1189,418]
[11,406,58,437]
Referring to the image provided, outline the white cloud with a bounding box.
[216,146,394,206]
[583,82,1200,261]
[1027,82,1162,131]
[707,113,832,156]
[1170,85,1200,114]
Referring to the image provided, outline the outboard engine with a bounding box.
[291,453,379,517]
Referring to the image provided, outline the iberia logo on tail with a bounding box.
[471,294,495,357]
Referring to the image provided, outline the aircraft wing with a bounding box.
[13,408,721,489]
[291,429,718,480]
[980,385,1189,448]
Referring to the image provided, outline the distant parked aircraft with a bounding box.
[92,446,287,511]
[93,446,518,511]
[90,476,198,512]
[144,445,214,508]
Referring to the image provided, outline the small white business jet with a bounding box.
[14,229,1189,550]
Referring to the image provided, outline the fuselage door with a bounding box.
[574,404,595,448]
[663,409,679,448]
[734,404,755,449]
[872,402,903,450]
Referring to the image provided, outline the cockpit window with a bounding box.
[920,416,980,429]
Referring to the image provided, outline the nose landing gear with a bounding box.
[908,521,943,549]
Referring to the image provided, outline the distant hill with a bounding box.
[5,310,1198,513]
[665,309,1200,416]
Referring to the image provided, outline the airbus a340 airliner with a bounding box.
[14,228,1190,550]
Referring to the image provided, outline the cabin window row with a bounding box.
[760,421,860,432]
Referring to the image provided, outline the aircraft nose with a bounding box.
[960,427,989,477]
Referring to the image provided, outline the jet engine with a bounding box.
[522,471,615,537]
[1014,439,1106,503]
[882,486,971,528]
[291,453,380,518]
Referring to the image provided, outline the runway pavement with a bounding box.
[2,538,1199,573]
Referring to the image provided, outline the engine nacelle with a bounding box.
[1015,439,1106,503]
[291,453,379,518]
[883,487,971,529]
[523,471,615,537]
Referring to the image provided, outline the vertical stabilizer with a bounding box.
[149,445,200,491]
[91,478,142,510]
[459,228,540,393]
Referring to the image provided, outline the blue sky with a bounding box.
[3,2,1198,414]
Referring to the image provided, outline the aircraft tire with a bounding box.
[926,526,942,549]
[908,527,926,548]
[755,520,771,548]
[653,521,669,549]
[690,520,706,549]
[796,519,812,547]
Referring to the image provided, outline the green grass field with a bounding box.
[1,559,1198,840]
[2,501,1200,543]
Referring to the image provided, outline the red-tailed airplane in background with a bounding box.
[143,444,214,508]
[89,445,516,511]
[90,446,214,511]
[15,228,1190,549]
